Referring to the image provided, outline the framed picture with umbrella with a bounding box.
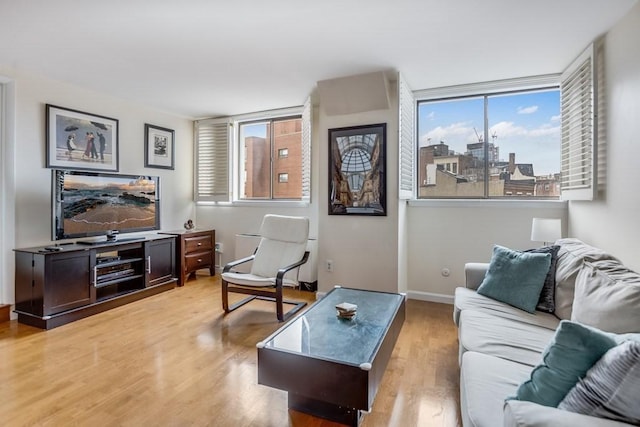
[46,104,119,172]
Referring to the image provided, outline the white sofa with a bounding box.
[454,238,640,427]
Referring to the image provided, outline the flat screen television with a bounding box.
[52,169,160,243]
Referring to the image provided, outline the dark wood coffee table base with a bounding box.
[257,287,406,427]
[289,393,362,426]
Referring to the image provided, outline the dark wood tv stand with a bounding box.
[14,235,178,329]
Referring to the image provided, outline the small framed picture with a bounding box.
[46,104,119,172]
[145,124,175,170]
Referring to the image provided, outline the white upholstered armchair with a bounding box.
[221,214,310,322]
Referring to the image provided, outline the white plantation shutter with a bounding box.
[195,117,230,202]
[398,74,415,199]
[560,44,597,200]
[301,98,312,200]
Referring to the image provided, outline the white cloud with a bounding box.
[489,121,560,139]
[551,114,561,122]
[517,105,539,114]
[427,111,436,120]
[421,122,474,145]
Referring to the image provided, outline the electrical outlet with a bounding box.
[326,259,334,272]
[215,242,223,253]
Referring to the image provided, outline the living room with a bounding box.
[1,0,639,425]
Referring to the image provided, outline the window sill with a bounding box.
[408,199,567,209]
[197,200,310,208]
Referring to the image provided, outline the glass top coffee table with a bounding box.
[257,286,406,426]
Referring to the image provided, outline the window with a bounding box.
[239,116,302,200]
[416,86,561,199]
[195,100,311,203]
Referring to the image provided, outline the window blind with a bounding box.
[398,73,415,199]
[560,44,597,200]
[194,118,230,202]
[301,97,312,200]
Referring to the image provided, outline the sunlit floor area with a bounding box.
[0,275,461,426]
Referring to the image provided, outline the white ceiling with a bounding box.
[0,0,636,119]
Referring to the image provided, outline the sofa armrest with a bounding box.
[504,401,631,427]
[465,263,489,290]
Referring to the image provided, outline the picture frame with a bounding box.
[144,124,175,170]
[46,104,119,172]
[328,123,387,216]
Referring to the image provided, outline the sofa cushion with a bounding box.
[524,245,560,313]
[554,238,619,320]
[572,260,640,334]
[454,287,561,330]
[504,400,633,427]
[459,309,555,367]
[558,340,640,424]
[477,245,551,313]
[513,320,617,408]
[460,351,532,427]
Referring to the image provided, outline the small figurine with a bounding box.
[184,219,194,230]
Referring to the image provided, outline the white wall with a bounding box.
[316,78,399,294]
[568,1,640,272]
[0,66,194,305]
[406,201,567,302]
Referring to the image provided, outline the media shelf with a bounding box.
[14,235,177,329]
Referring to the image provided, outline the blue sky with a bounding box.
[418,89,560,175]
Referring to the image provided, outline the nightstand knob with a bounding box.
[197,242,202,246]
[197,259,202,263]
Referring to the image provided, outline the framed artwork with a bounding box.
[328,123,387,216]
[46,104,119,172]
[144,124,175,170]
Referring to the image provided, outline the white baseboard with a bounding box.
[406,290,454,305]
[316,289,453,305]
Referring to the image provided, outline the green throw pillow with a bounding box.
[477,245,552,313]
[512,320,618,407]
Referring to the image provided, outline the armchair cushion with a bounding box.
[221,272,299,288]
[250,215,309,279]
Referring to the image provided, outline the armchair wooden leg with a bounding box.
[275,284,284,322]
[222,279,229,313]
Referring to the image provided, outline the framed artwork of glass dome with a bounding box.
[328,123,386,216]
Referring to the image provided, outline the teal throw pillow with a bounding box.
[477,245,552,313]
[558,340,640,424]
[512,320,618,407]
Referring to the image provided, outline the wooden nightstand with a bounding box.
[161,229,215,286]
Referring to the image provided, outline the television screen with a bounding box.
[52,170,160,241]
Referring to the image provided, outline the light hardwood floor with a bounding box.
[0,275,461,426]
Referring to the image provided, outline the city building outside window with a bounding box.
[239,116,302,200]
[416,88,560,199]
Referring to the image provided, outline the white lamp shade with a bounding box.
[531,218,562,243]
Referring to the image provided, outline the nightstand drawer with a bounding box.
[185,251,213,271]
[160,228,215,286]
[184,235,213,253]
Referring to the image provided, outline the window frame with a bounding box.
[195,103,311,206]
[236,114,302,201]
[414,74,562,200]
